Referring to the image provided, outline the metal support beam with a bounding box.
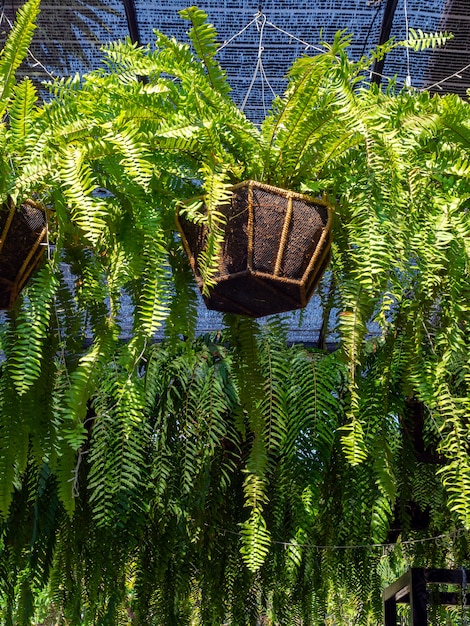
[383,568,469,625]
[123,0,141,45]
[371,0,399,85]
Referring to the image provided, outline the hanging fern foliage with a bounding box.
[0,3,469,624]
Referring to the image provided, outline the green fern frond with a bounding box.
[135,256,170,337]
[239,510,271,573]
[102,123,154,190]
[258,339,288,455]
[338,281,373,378]
[8,79,38,157]
[0,0,40,113]
[88,370,150,528]
[100,38,153,75]
[0,372,30,514]
[193,164,232,293]
[262,52,339,184]
[400,29,453,52]
[64,327,119,450]
[179,6,231,96]
[60,146,108,245]
[339,419,368,466]
[8,265,59,396]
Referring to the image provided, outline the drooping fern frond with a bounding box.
[0,0,40,113]
[182,163,233,294]
[8,264,59,396]
[0,365,30,514]
[64,326,119,451]
[60,146,107,246]
[133,231,171,338]
[88,359,151,529]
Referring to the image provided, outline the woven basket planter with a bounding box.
[177,180,332,318]
[0,198,47,309]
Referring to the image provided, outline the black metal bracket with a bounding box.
[383,568,469,625]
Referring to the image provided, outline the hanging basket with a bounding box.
[0,198,47,309]
[177,180,332,318]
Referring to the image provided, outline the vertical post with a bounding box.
[384,595,398,625]
[383,570,411,626]
[122,0,141,45]
[371,0,399,85]
[409,568,428,626]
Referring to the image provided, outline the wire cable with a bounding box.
[403,0,412,86]
[241,11,267,112]
[0,9,55,79]
[265,20,325,55]
[424,62,470,91]
[217,15,259,54]
[202,524,469,552]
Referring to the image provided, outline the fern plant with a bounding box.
[0,3,470,625]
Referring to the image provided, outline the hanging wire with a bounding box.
[218,7,325,117]
[403,0,412,86]
[258,53,277,102]
[264,21,325,55]
[241,10,267,113]
[218,3,429,115]
[217,15,259,54]
[424,62,470,91]
[217,2,469,106]
[201,524,469,552]
[368,68,408,87]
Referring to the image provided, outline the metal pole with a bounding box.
[122,0,141,45]
[371,0,399,85]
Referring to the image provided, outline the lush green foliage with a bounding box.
[0,2,469,624]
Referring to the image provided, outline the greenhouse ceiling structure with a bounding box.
[1,0,469,122]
